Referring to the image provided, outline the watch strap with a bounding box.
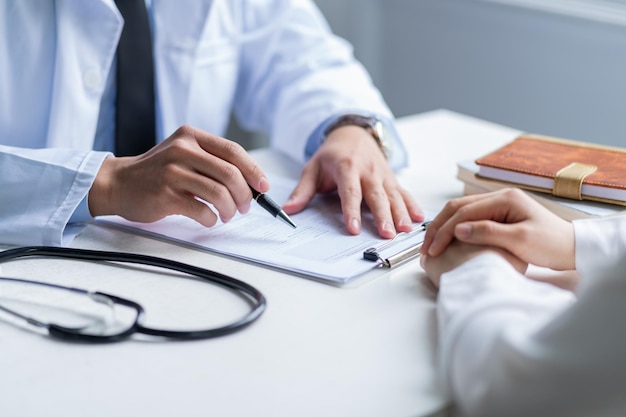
[322,114,391,159]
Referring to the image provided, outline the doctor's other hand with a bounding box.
[420,239,528,288]
[282,125,424,239]
[88,125,269,227]
[420,188,575,271]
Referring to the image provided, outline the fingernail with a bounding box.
[399,217,412,228]
[382,221,395,234]
[259,177,270,192]
[240,203,251,214]
[350,218,361,233]
[412,210,425,221]
[456,224,471,239]
[427,236,439,256]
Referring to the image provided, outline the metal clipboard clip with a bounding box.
[363,221,431,268]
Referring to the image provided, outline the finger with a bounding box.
[393,187,424,233]
[384,184,415,234]
[282,163,319,215]
[193,153,254,215]
[421,188,535,256]
[169,166,240,223]
[143,188,217,227]
[158,128,254,215]
[192,128,268,193]
[170,192,219,228]
[426,193,508,256]
[361,177,395,239]
[403,188,425,222]
[335,165,364,236]
[177,137,257,214]
[419,253,442,289]
[421,194,483,254]
[454,220,535,269]
[454,220,523,250]
[419,253,428,270]
[421,198,466,255]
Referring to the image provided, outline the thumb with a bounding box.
[454,221,521,254]
[282,164,319,215]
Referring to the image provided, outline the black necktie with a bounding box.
[114,0,156,156]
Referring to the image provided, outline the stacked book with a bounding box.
[457,134,626,221]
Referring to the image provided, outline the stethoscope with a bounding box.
[0,246,266,343]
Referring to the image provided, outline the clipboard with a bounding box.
[97,176,433,285]
[362,221,430,268]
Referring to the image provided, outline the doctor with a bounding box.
[0,0,423,246]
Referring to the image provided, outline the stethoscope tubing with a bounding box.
[0,246,266,341]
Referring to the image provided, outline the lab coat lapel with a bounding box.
[152,0,214,140]
[47,0,121,151]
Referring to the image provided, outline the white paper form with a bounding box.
[98,176,428,284]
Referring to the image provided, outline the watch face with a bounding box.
[372,118,392,159]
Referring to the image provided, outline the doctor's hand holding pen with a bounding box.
[88,125,270,229]
[87,123,424,239]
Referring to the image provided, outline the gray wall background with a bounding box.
[313,0,626,147]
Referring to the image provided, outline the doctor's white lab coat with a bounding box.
[0,0,400,246]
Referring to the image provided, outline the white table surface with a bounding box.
[0,110,520,417]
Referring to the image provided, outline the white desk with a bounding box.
[0,110,520,417]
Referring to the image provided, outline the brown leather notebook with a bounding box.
[474,134,626,206]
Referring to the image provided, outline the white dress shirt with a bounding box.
[437,215,626,417]
[0,0,404,246]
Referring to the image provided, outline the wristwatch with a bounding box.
[322,114,392,159]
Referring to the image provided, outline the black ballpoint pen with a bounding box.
[249,186,297,228]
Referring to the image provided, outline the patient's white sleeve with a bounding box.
[438,216,626,417]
